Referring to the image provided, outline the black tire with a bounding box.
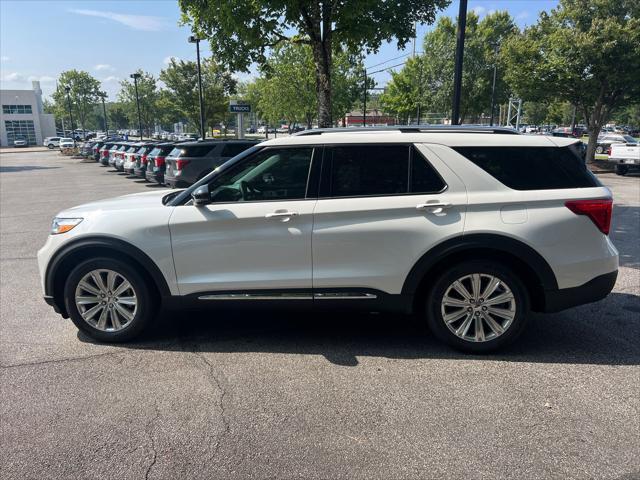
[47,144,54,149]
[595,145,604,154]
[63,257,157,342]
[615,165,628,176]
[425,260,530,353]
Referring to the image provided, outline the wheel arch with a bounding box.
[402,233,558,313]
[45,236,172,317]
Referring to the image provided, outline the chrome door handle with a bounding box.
[416,202,452,213]
[265,211,299,218]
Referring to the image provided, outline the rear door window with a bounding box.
[453,146,600,190]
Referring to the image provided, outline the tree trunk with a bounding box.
[312,40,332,128]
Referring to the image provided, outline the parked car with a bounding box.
[595,134,638,154]
[13,136,28,147]
[608,142,639,175]
[145,142,181,184]
[124,142,156,175]
[38,126,618,352]
[98,142,117,166]
[164,140,259,188]
[109,144,130,169]
[79,141,98,157]
[44,137,61,149]
[132,144,158,178]
[59,138,75,149]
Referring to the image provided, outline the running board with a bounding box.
[198,292,377,301]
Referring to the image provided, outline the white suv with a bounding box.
[38,127,618,352]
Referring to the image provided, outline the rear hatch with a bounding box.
[165,143,217,178]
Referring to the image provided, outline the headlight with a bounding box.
[51,217,83,235]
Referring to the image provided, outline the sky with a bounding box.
[0,0,559,101]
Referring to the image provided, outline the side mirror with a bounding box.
[191,185,210,206]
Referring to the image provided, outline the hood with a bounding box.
[58,189,173,216]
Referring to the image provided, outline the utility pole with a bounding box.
[98,91,108,135]
[489,44,499,126]
[189,35,206,140]
[64,85,75,144]
[130,73,143,140]
[451,0,468,125]
[363,68,367,127]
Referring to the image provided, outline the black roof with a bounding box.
[293,125,520,136]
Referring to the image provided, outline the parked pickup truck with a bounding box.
[608,142,640,175]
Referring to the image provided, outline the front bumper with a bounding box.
[542,270,617,313]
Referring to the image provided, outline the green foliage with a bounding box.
[179,0,450,126]
[381,11,517,123]
[501,0,640,158]
[51,70,101,130]
[108,103,130,130]
[159,58,236,132]
[246,44,364,128]
[117,70,159,134]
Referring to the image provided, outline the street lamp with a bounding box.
[64,85,75,144]
[98,91,109,135]
[188,35,206,140]
[129,73,143,140]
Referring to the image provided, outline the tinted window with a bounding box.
[221,143,255,157]
[148,147,162,156]
[411,147,446,193]
[326,145,409,197]
[171,144,216,157]
[207,148,313,203]
[453,146,599,190]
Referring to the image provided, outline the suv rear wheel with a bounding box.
[425,261,529,353]
[63,258,156,342]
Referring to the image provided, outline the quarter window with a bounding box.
[207,148,314,203]
[453,146,599,190]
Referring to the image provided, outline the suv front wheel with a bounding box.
[426,261,529,353]
[63,258,156,342]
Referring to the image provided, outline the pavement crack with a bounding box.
[0,351,124,369]
[144,402,161,480]
[191,346,230,461]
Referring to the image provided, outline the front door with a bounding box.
[169,146,318,296]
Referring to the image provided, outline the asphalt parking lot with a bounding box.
[1,149,639,480]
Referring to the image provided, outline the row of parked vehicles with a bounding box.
[77,137,260,187]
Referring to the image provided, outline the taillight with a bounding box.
[102,150,108,157]
[141,155,148,164]
[155,156,165,167]
[176,159,190,170]
[565,198,613,235]
[606,146,612,156]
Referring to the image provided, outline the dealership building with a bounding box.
[0,81,56,146]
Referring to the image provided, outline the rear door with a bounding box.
[311,144,467,295]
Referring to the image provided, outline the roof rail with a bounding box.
[293,125,520,136]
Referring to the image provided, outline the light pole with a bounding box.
[98,91,109,135]
[489,44,499,126]
[64,86,75,144]
[451,0,468,125]
[189,35,206,140]
[130,73,143,140]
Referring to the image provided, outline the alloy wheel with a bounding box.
[74,269,137,332]
[440,273,516,343]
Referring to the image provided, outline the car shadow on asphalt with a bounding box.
[78,292,640,367]
[611,205,640,268]
[0,165,60,173]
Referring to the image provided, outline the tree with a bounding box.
[179,0,449,127]
[51,70,101,132]
[160,58,236,134]
[249,44,364,129]
[381,11,517,123]
[501,0,640,161]
[117,70,159,135]
[108,103,130,130]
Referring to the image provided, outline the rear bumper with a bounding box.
[542,270,617,313]
[146,170,164,184]
[164,176,190,188]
